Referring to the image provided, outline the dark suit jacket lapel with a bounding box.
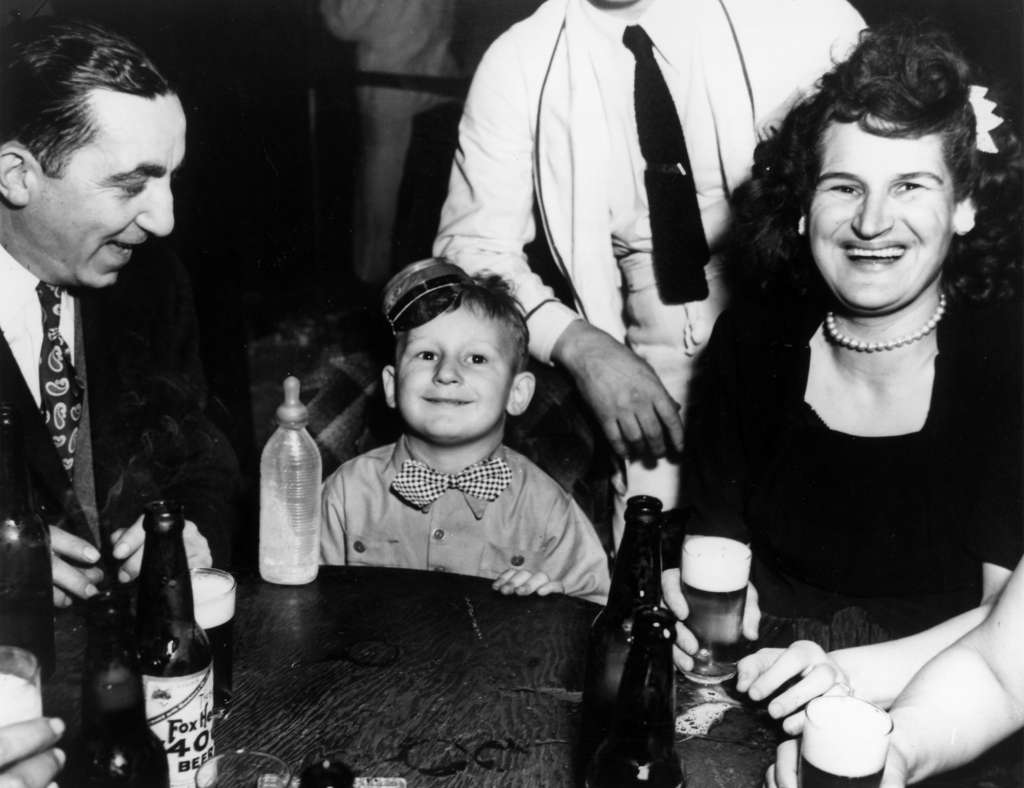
[0,336,93,542]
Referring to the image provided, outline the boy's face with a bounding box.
[382,306,534,453]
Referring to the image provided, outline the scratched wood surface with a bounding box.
[44,567,1021,787]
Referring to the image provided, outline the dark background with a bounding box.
[2,0,1021,481]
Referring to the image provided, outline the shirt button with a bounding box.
[353,540,366,553]
[510,555,524,567]
[432,529,445,541]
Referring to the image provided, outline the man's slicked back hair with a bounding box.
[1,17,171,176]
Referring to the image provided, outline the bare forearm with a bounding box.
[889,645,1024,783]
[830,604,990,708]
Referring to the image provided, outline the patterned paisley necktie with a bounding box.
[391,457,513,509]
[36,283,83,477]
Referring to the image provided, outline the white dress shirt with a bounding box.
[0,244,76,407]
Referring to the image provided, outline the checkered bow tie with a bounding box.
[391,457,512,509]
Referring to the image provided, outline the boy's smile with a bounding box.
[382,306,534,472]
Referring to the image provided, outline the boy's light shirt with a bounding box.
[320,435,610,604]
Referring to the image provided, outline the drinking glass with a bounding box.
[194,749,291,788]
[190,568,236,719]
[679,535,751,684]
[800,695,892,788]
[0,646,42,726]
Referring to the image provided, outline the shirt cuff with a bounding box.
[526,300,580,364]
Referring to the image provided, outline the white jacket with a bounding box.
[434,0,864,362]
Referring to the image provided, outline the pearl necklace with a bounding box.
[824,294,947,353]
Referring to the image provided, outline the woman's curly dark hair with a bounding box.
[731,21,1023,304]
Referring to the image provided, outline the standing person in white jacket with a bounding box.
[434,0,864,548]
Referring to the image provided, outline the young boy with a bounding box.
[320,259,610,604]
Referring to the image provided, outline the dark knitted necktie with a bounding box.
[623,24,709,304]
[36,283,83,477]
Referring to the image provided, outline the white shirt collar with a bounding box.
[0,242,77,404]
[0,242,41,322]
[578,0,687,68]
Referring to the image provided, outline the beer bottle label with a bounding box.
[143,666,215,787]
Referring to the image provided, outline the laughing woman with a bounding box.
[664,22,1023,660]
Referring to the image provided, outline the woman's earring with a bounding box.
[797,215,806,236]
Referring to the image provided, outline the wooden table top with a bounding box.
[44,566,1020,787]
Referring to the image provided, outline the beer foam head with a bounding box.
[191,569,236,629]
[681,536,751,592]
[803,696,892,777]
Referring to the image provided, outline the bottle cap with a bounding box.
[142,500,185,534]
[276,376,309,426]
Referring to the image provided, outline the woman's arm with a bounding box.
[885,557,1024,784]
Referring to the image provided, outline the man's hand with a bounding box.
[49,527,102,607]
[0,717,65,788]
[492,569,564,598]
[551,321,683,458]
[111,515,212,583]
[661,568,761,672]
[737,642,852,735]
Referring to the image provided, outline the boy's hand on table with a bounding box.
[492,569,565,597]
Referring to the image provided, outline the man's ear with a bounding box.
[953,197,977,236]
[381,365,397,409]
[0,143,38,207]
[505,370,535,417]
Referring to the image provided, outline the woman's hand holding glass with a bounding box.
[660,567,761,672]
[736,641,852,735]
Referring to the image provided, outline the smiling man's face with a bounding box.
[9,88,186,289]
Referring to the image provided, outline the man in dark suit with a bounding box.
[0,18,239,605]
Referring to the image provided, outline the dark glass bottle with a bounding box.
[578,495,664,781]
[0,404,55,677]
[80,590,170,787]
[136,500,215,788]
[585,606,685,788]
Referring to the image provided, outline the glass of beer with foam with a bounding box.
[190,568,236,719]
[800,695,892,788]
[680,535,751,684]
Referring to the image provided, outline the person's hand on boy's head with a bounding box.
[492,568,565,597]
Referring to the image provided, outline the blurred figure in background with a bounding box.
[320,0,461,287]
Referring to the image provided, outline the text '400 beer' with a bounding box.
[680,536,751,684]
[800,696,892,788]
[137,501,215,787]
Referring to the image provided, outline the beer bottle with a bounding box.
[79,589,170,787]
[137,500,215,788]
[0,404,55,677]
[585,606,685,788]
[578,495,664,780]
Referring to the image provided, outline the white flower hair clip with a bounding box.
[969,85,1003,154]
